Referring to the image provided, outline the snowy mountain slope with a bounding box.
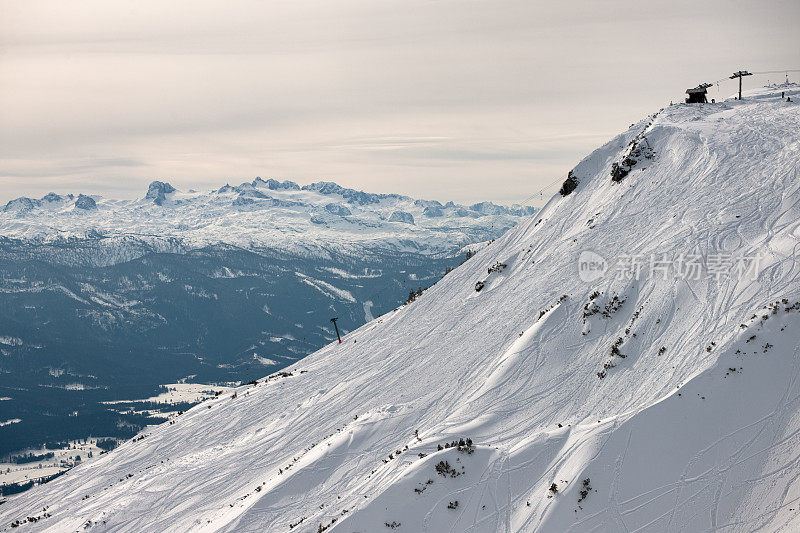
[0,179,533,260]
[2,84,799,532]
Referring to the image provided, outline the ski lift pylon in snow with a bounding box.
[330,317,342,343]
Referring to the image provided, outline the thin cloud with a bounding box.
[1,0,798,204]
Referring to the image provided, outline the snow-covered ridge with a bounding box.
[0,179,535,257]
[2,85,799,532]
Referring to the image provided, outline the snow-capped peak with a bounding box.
[144,180,177,205]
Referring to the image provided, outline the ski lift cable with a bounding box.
[519,173,572,206]
[708,69,800,85]
[750,69,800,75]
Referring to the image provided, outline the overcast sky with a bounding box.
[1,0,798,206]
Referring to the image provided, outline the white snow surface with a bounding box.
[3,85,800,532]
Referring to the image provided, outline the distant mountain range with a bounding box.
[1,179,535,259]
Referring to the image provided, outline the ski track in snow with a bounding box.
[2,85,800,532]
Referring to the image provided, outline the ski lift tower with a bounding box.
[730,70,752,100]
[330,317,342,343]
